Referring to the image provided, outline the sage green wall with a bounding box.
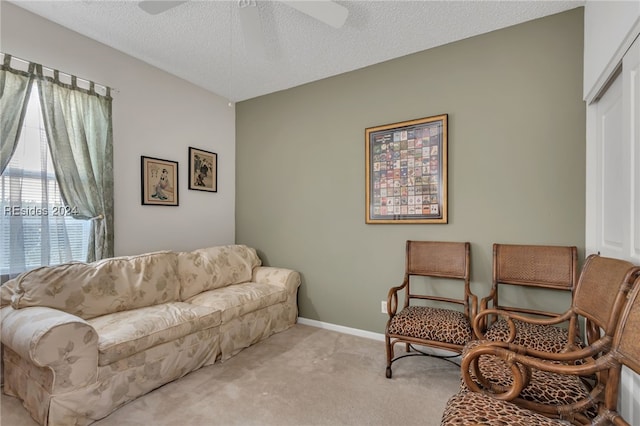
[236,9,585,334]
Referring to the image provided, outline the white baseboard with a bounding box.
[297,317,385,341]
[296,317,461,360]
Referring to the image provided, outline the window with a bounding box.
[0,85,90,280]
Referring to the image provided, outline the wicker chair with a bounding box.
[460,255,640,423]
[385,240,474,378]
[478,243,580,352]
[441,271,640,426]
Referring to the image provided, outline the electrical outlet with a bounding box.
[381,301,387,314]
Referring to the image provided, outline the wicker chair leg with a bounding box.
[385,336,394,378]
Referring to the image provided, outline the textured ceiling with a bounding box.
[10,1,583,102]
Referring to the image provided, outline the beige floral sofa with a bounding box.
[0,245,300,426]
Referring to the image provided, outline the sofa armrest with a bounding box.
[252,267,301,295]
[1,306,99,392]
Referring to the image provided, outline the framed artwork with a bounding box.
[141,156,179,206]
[188,147,217,192]
[365,114,448,224]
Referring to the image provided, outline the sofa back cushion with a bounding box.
[178,245,261,300]
[1,280,16,308]
[10,251,180,319]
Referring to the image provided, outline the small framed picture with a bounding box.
[141,156,179,206]
[188,147,217,192]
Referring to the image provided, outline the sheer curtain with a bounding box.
[36,66,114,261]
[0,54,113,281]
[1,54,34,174]
[0,86,90,279]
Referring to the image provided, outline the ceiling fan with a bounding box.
[139,1,348,57]
[139,1,348,28]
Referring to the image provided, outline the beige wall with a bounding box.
[1,2,236,256]
[236,8,586,333]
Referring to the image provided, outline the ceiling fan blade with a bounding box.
[280,1,348,29]
[238,2,265,57]
[138,1,188,15]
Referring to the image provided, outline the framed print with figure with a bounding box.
[365,114,448,224]
[188,147,217,192]
[141,156,179,206]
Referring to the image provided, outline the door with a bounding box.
[587,35,640,421]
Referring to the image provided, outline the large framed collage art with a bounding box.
[365,114,448,224]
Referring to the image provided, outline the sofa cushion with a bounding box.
[1,279,17,308]
[178,245,262,301]
[88,302,221,366]
[186,282,287,323]
[10,251,180,319]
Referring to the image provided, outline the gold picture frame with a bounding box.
[365,114,448,224]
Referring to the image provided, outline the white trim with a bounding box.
[297,317,462,361]
[585,19,640,104]
[297,317,385,341]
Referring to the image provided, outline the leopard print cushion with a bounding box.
[387,306,473,346]
[441,390,571,425]
[484,319,582,353]
[460,341,593,413]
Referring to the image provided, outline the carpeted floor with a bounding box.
[1,324,461,425]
